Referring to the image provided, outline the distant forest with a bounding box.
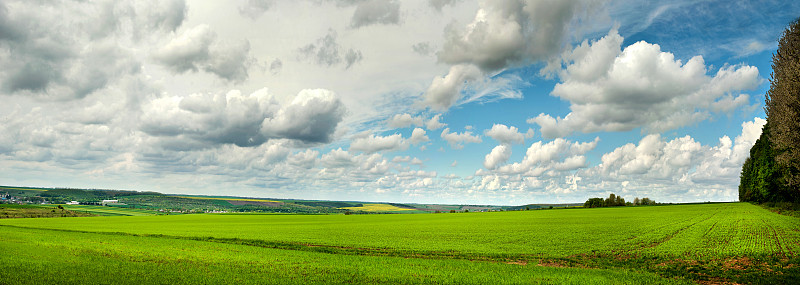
[583,193,656,208]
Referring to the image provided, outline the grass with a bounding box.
[0,204,93,219]
[0,202,796,284]
[0,226,686,284]
[339,203,416,212]
[759,201,800,218]
[41,205,160,216]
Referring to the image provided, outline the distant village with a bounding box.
[1,192,119,206]
[2,192,230,214]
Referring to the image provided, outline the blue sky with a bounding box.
[0,0,798,204]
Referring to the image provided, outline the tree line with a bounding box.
[740,18,800,203]
[584,193,656,208]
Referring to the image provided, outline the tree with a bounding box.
[765,18,800,199]
[633,197,641,205]
[584,198,604,208]
[605,193,617,207]
[739,124,787,202]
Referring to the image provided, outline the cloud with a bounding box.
[527,114,570,139]
[440,128,482,149]
[343,49,363,69]
[269,59,283,75]
[429,0,461,11]
[596,134,699,179]
[412,42,434,56]
[321,148,357,168]
[484,144,511,169]
[0,104,138,168]
[591,117,765,185]
[391,156,411,163]
[387,113,424,128]
[484,124,525,144]
[349,133,408,153]
[350,0,401,28]
[409,128,430,145]
[261,89,347,144]
[0,0,185,99]
[141,88,346,148]
[153,25,215,72]
[437,0,600,72]
[297,29,363,69]
[423,64,481,110]
[530,29,761,138]
[239,0,273,20]
[491,137,598,175]
[205,40,253,82]
[138,0,188,34]
[288,149,319,168]
[425,114,447,130]
[140,89,277,148]
[691,117,766,184]
[153,25,254,82]
[212,141,290,170]
[440,117,763,202]
[421,65,525,111]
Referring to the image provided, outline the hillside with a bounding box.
[1,185,552,214]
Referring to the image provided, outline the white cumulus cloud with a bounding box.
[440,128,482,149]
[409,128,430,145]
[530,29,761,138]
[349,133,408,153]
[484,144,511,169]
[387,113,423,128]
[484,124,525,144]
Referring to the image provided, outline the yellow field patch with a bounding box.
[340,203,415,212]
[178,196,280,203]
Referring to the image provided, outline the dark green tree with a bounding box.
[739,124,783,202]
[605,193,616,207]
[584,198,604,208]
[765,18,800,198]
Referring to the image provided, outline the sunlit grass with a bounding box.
[1,203,796,284]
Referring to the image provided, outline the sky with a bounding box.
[1,0,798,205]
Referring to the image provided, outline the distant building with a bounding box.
[101,200,119,206]
[66,201,79,205]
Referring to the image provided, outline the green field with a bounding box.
[0,203,797,284]
[43,205,161,216]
